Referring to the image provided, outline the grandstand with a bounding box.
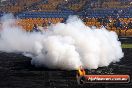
[0,0,132,36]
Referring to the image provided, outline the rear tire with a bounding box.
[77,76,86,85]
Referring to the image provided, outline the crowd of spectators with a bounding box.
[96,17,132,36]
[97,17,131,29]
[0,0,131,36]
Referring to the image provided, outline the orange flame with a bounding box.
[78,66,86,76]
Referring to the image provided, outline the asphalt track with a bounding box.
[0,37,132,88]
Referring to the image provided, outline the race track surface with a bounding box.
[0,48,132,88]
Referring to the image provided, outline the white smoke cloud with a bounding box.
[0,14,124,70]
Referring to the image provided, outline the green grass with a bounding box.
[122,44,132,48]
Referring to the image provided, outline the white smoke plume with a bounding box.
[0,14,124,70]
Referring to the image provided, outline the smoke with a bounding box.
[0,14,124,70]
